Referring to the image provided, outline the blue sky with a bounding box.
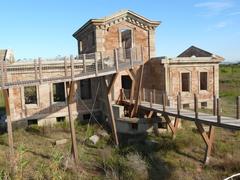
[0,0,239,62]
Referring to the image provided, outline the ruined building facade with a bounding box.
[0,10,223,127]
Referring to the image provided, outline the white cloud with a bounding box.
[194,1,234,16]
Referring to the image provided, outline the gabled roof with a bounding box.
[177,46,222,58]
[73,10,161,38]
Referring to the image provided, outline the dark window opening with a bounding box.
[200,72,208,90]
[121,75,132,90]
[183,104,190,109]
[80,79,92,100]
[83,114,91,120]
[53,83,65,102]
[201,102,208,109]
[181,73,190,92]
[28,119,38,126]
[131,123,138,130]
[121,29,132,49]
[24,86,37,104]
[56,116,66,122]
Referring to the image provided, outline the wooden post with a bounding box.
[237,96,240,119]
[71,57,74,80]
[130,65,144,117]
[213,95,217,116]
[162,93,166,112]
[95,52,98,75]
[3,89,15,173]
[114,49,119,72]
[194,94,198,119]
[100,51,104,70]
[38,58,42,84]
[104,75,119,146]
[34,59,38,80]
[217,98,221,123]
[177,93,181,116]
[164,114,179,139]
[150,91,153,108]
[64,58,67,76]
[67,81,78,165]
[195,122,215,164]
[83,54,86,73]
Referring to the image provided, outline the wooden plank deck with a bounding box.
[0,47,144,89]
[124,100,240,131]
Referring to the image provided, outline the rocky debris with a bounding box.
[55,139,68,146]
[89,135,100,145]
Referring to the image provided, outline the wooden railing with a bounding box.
[121,88,240,121]
[0,47,144,89]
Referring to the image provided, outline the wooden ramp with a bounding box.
[139,101,240,130]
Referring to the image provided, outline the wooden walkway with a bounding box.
[123,100,240,131]
[0,47,143,89]
[142,101,240,130]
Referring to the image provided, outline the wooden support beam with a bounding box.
[2,89,15,173]
[164,114,179,139]
[177,92,181,116]
[213,95,217,116]
[142,88,145,102]
[104,75,119,146]
[67,81,78,165]
[70,58,74,80]
[130,65,144,117]
[194,94,198,119]
[217,98,221,123]
[147,110,154,118]
[64,58,68,76]
[150,91,153,108]
[237,96,240,119]
[195,122,215,164]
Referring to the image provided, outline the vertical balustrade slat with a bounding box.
[130,48,133,69]
[38,58,42,84]
[71,56,74,80]
[162,93,166,112]
[177,92,181,116]
[213,95,217,116]
[194,94,198,119]
[217,98,221,123]
[237,96,240,119]
[64,58,67,76]
[83,54,86,73]
[95,52,98,75]
[100,51,104,70]
[34,59,38,80]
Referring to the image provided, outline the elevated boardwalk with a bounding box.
[139,101,240,130]
[0,47,144,89]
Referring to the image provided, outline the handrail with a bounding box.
[0,46,144,89]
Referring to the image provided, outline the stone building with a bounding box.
[0,10,223,130]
